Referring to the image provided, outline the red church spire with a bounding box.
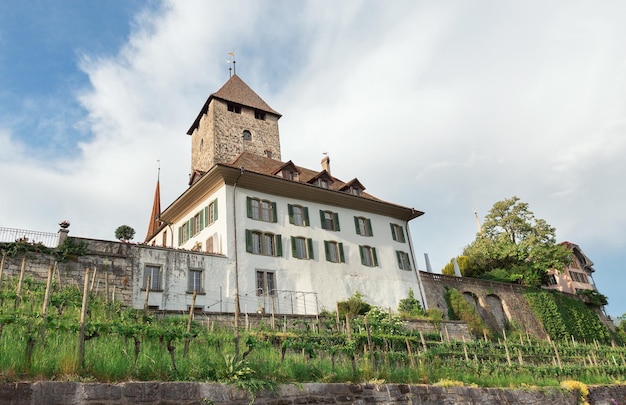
[145,164,162,242]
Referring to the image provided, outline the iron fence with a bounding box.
[0,227,59,248]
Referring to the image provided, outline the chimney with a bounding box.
[321,155,330,174]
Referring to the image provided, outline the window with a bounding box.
[282,169,299,181]
[144,265,162,290]
[206,236,214,253]
[245,230,283,257]
[359,245,378,267]
[390,223,406,243]
[256,271,276,296]
[188,269,204,293]
[162,231,167,247]
[547,274,557,286]
[177,200,218,245]
[247,197,277,222]
[291,236,314,259]
[265,150,272,159]
[354,216,373,236]
[396,251,412,270]
[227,103,241,114]
[317,178,330,189]
[349,186,361,196]
[254,110,266,120]
[324,241,345,263]
[207,199,218,224]
[288,204,309,226]
[569,271,588,284]
[242,130,252,141]
[320,210,340,231]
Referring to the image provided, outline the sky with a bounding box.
[1,1,624,319]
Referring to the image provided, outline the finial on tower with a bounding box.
[226,51,236,77]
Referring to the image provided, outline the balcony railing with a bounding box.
[0,227,59,248]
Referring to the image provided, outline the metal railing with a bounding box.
[0,227,59,248]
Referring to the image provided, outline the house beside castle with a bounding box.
[545,241,599,295]
[142,74,426,315]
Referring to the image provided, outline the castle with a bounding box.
[142,73,427,314]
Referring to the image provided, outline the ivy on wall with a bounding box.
[444,287,491,339]
[524,289,610,343]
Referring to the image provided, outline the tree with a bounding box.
[460,196,571,288]
[441,256,469,276]
[398,288,424,317]
[115,225,136,242]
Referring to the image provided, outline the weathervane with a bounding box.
[226,51,236,77]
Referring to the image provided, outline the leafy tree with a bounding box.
[115,225,136,242]
[398,288,424,317]
[441,256,469,276]
[460,196,570,287]
[337,292,371,317]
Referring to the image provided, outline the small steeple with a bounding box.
[145,163,162,242]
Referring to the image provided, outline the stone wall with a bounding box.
[2,381,623,405]
[420,272,548,339]
[0,237,135,306]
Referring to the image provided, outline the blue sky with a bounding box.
[1,1,625,319]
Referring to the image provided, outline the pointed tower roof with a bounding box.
[187,74,281,135]
[145,178,162,242]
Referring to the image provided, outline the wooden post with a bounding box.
[184,290,197,355]
[504,338,512,366]
[345,315,352,341]
[40,263,54,343]
[90,266,97,292]
[419,329,427,350]
[365,315,375,369]
[15,256,27,308]
[552,341,562,370]
[104,265,109,305]
[335,303,341,334]
[271,298,275,330]
[517,348,524,365]
[0,252,5,289]
[444,324,450,342]
[463,343,470,363]
[55,262,62,289]
[78,268,90,369]
[143,275,151,312]
[405,338,416,367]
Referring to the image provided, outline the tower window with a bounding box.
[227,103,241,114]
[254,110,266,120]
[242,130,252,141]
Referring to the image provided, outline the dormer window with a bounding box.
[227,103,241,114]
[318,179,330,189]
[282,170,298,181]
[349,187,361,196]
[254,110,266,120]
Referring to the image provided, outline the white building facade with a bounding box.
[144,74,426,314]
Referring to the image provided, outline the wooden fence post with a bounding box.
[15,256,27,308]
[0,252,5,289]
[78,268,90,369]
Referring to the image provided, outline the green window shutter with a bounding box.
[288,204,294,224]
[334,212,340,231]
[372,248,378,267]
[246,197,253,218]
[199,208,206,230]
[390,223,396,241]
[399,226,405,242]
[396,250,401,267]
[245,230,253,253]
[178,227,183,245]
[359,246,365,265]
[275,234,283,257]
[187,218,193,240]
[319,210,326,229]
[406,255,412,270]
[213,199,218,220]
[303,207,310,226]
[339,243,345,263]
[307,238,314,259]
[291,236,297,257]
[367,219,373,236]
[324,241,331,261]
[354,216,360,235]
[271,202,277,223]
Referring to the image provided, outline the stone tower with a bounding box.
[186,74,282,174]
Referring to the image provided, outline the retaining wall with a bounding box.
[1,381,624,405]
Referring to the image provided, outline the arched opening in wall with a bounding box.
[485,294,509,331]
[462,292,478,308]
